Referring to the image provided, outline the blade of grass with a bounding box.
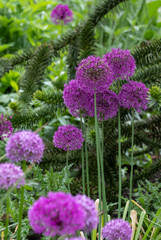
[134,211,146,240]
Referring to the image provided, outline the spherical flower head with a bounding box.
[76,56,113,94]
[53,125,84,151]
[75,194,98,233]
[6,130,45,163]
[66,238,86,240]
[102,219,132,240]
[119,81,149,112]
[51,4,73,25]
[87,90,119,121]
[63,79,93,117]
[103,48,136,81]
[0,114,13,140]
[28,191,86,237]
[0,162,25,190]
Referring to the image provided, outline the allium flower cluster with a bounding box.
[76,56,113,94]
[0,163,25,190]
[103,48,136,81]
[0,114,13,140]
[66,238,86,240]
[75,194,98,233]
[28,192,86,237]
[63,79,93,117]
[87,90,119,121]
[102,219,132,240]
[119,81,149,112]
[53,125,84,151]
[51,4,73,25]
[6,130,45,163]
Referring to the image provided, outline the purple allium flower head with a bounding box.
[75,194,98,233]
[102,219,132,240]
[63,79,93,117]
[66,238,86,240]
[53,125,84,151]
[0,114,13,140]
[76,56,113,94]
[6,130,45,163]
[28,191,86,237]
[0,162,25,190]
[119,81,149,112]
[87,90,119,121]
[103,48,136,81]
[51,4,73,25]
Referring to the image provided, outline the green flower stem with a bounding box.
[94,93,102,240]
[84,117,90,197]
[80,116,85,194]
[99,121,107,223]
[128,108,135,220]
[66,150,70,192]
[17,161,26,240]
[4,195,10,240]
[0,154,6,161]
[117,80,122,218]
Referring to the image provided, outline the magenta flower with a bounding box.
[66,238,86,240]
[63,79,93,117]
[119,81,149,112]
[0,162,25,190]
[0,114,13,140]
[102,219,132,240]
[76,55,113,94]
[53,125,84,151]
[6,130,45,163]
[51,4,73,25]
[87,90,119,121]
[28,192,86,237]
[75,194,98,233]
[103,48,136,81]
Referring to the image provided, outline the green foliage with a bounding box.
[134,179,161,218]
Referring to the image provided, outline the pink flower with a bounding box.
[28,192,86,237]
[0,163,25,189]
[76,56,113,94]
[119,81,149,112]
[51,4,73,25]
[103,48,136,81]
[53,125,84,151]
[6,130,45,163]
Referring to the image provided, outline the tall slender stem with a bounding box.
[128,108,135,220]
[0,154,6,161]
[117,80,122,218]
[66,150,70,192]
[17,161,26,240]
[99,121,107,223]
[84,117,90,197]
[4,195,10,240]
[94,93,102,240]
[80,116,85,194]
